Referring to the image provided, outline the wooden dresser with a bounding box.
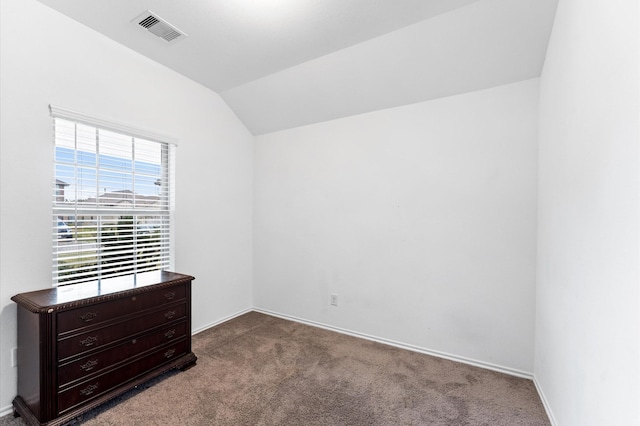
[11,271,197,426]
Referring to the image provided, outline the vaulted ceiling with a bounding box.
[35,0,558,134]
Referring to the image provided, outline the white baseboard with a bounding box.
[253,307,534,380]
[191,307,252,335]
[533,376,558,426]
[0,404,14,418]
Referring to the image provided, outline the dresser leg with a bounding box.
[180,360,196,371]
[179,354,197,371]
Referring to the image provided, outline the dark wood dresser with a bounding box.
[11,271,197,426]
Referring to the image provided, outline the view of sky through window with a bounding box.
[52,117,172,286]
[54,120,163,205]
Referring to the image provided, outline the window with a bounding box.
[51,106,176,286]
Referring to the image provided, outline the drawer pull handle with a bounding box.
[80,359,98,372]
[165,329,176,339]
[164,349,176,358]
[79,312,98,322]
[164,291,176,300]
[164,310,176,320]
[80,383,99,396]
[80,336,98,347]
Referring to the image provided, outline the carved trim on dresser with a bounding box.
[11,272,193,314]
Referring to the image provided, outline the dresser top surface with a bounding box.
[12,271,194,313]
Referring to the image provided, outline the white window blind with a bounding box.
[51,107,176,286]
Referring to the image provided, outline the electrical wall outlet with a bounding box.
[330,294,338,306]
[11,347,17,367]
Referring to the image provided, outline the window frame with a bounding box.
[50,105,177,286]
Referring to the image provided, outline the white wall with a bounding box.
[0,0,253,414]
[5,1,637,423]
[535,0,640,424]
[254,79,539,374]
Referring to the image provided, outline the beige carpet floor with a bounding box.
[1,311,550,425]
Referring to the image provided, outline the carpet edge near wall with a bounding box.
[192,308,254,335]
[247,308,563,424]
[1,307,545,421]
[251,307,534,379]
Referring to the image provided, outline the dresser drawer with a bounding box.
[12,271,196,425]
[57,284,186,334]
[58,322,187,387]
[58,303,186,360]
[58,339,188,414]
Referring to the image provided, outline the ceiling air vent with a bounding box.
[132,10,186,43]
